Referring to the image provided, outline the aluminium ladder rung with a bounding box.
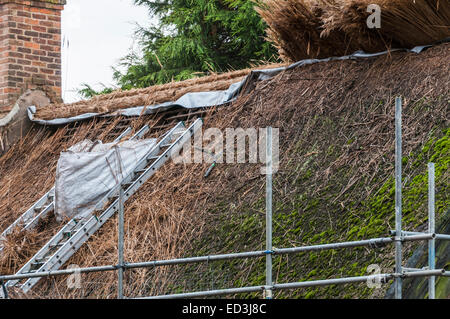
[31,260,45,267]
[25,203,55,230]
[0,189,55,243]
[0,125,148,250]
[97,121,191,209]
[0,124,152,297]
[49,242,65,249]
[122,183,133,189]
[7,119,202,293]
[31,256,51,269]
[5,216,82,288]
[19,120,201,292]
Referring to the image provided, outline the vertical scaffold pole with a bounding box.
[394,97,403,299]
[428,163,436,299]
[1,280,8,299]
[265,127,273,299]
[118,186,125,299]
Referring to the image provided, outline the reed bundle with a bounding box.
[35,63,285,121]
[257,0,450,62]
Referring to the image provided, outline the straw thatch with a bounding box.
[258,0,450,62]
[34,63,286,121]
[0,43,448,298]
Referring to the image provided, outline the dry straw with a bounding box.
[257,0,450,62]
[34,63,286,121]
[0,42,448,298]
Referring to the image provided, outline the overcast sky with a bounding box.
[62,0,153,103]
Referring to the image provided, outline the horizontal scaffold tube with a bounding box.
[0,235,445,282]
[136,270,448,299]
[0,265,118,281]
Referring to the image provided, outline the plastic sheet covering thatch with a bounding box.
[257,0,450,62]
[28,40,444,126]
[30,64,286,124]
[55,138,157,222]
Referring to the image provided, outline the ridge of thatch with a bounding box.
[258,0,450,62]
[34,63,286,121]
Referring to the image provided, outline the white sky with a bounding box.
[62,0,153,103]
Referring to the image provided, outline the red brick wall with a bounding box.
[0,0,65,113]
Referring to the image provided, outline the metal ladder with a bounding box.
[3,119,202,294]
[0,126,148,253]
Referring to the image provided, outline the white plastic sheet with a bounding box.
[54,138,156,222]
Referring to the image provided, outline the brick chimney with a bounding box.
[0,0,65,114]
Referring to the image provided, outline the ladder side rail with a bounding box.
[94,122,185,211]
[19,120,201,292]
[6,219,79,287]
[130,125,149,140]
[0,188,54,240]
[114,127,132,142]
[1,125,140,242]
[4,125,149,287]
[9,124,161,285]
[122,119,202,201]
[23,202,55,231]
[99,119,202,224]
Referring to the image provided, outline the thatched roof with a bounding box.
[0,43,448,298]
[258,0,450,62]
[34,63,286,121]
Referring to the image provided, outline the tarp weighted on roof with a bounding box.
[54,138,157,222]
[28,41,448,126]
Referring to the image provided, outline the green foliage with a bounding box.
[114,0,276,89]
[77,83,115,99]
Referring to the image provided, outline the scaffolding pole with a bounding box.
[265,127,273,299]
[394,96,403,299]
[1,233,448,283]
[118,187,125,299]
[136,269,447,299]
[0,280,8,299]
[0,100,448,299]
[428,163,435,299]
